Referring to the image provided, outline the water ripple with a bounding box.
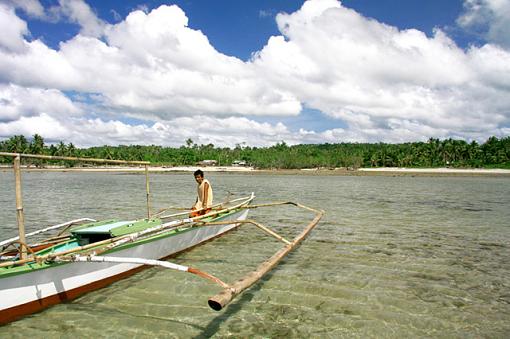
[1,172,509,337]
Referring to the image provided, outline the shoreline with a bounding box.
[1,165,510,177]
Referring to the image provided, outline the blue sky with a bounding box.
[22,1,469,59]
[1,0,509,147]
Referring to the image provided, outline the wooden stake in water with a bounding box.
[145,164,151,219]
[13,155,27,260]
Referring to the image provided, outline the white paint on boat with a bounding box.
[0,209,248,313]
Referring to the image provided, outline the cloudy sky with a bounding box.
[0,0,509,147]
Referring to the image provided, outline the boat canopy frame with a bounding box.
[0,152,152,260]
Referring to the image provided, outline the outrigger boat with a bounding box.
[0,152,323,325]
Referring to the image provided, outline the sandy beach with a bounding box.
[1,165,509,176]
[358,167,510,175]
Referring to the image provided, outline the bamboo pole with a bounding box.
[56,255,229,288]
[0,218,191,268]
[240,201,293,208]
[94,196,255,259]
[27,235,71,246]
[13,155,27,260]
[157,195,253,219]
[198,220,291,245]
[0,240,36,258]
[207,206,324,311]
[0,235,120,268]
[145,164,151,219]
[0,195,254,268]
[91,196,253,257]
[11,240,36,257]
[0,152,149,259]
[190,193,255,221]
[0,218,95,247]
[0,151,150,261]
[0,152,149,165]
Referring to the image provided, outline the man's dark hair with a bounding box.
[194,169,204,177]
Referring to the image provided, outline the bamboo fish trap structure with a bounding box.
[0,152,323,324]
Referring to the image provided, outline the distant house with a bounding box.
[198,159,217,166]
[232,160,247,167]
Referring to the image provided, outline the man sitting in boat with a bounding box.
[190,169,213,217]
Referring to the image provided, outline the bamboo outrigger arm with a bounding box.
[156,195,252,219]
[55,255,229,288]
[206,202,324,311]
[48,199,322,312]
[196,219,292,245]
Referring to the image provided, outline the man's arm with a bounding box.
[203,182,209,207]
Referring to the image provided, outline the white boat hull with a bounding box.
[0,210,248,324]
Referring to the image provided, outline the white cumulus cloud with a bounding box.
[3,0,45,18]
[457,0,510,48]
[0,3,301,120]
[0,114,295,148]
[0,4,29,53]
[0,0,509,147]
[0,84,82,123]
[251,0,510,142]
[52,0,107,37]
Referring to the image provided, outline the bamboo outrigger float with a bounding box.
[0,152,323,325]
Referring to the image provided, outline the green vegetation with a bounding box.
[1,134,509,169]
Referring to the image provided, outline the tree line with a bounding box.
[1,134,509,169]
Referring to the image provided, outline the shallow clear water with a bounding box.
[1,171,509,337]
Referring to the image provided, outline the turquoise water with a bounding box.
[1,171,509,337]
